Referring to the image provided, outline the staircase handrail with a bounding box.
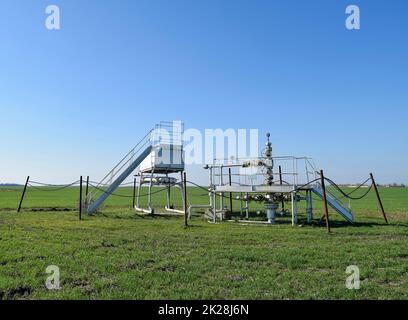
[96,129,153,188]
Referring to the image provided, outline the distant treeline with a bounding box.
[379,183,407,188]
[339,183,406,188]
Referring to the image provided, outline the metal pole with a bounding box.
[213,191,217,223]
[136,173,142,209]
[85,176,89,198]
[370,173,388,224]
[228,168,233,217]
[180,171,185,213]
[291,192,298,225]
[132,177,137,208]
[79,176,83,220]
[306,190,313,222]
[166,173,171,209]
[240,193,243,217]
[320,170,330,233]
[279,165,285,211]
[245,192,249,219]
[17,176,30,213]
[148,171,153,214]
[183,171,188,227]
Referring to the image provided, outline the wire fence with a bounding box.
[12,174,377,220]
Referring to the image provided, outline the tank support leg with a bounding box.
[148,171,154,214]
[166,173,171,209]
[306,190,313,223]
[291,192,298,225]
[136,173,142,209]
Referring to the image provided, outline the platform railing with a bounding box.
[210,156,317,189]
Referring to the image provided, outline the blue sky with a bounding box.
[0,0,407,185]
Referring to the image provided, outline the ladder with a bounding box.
[86,130,153,214]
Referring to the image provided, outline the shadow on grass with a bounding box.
[309,218,408,229]
[30,206,405,229]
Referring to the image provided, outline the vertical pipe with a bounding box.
[245,192,249,219]
[370,173,388,224]
[295,158,298,185]
[183,171,188,227]
[132,177,137,208]
[306,190,313,222]
[148,171,153,214]
[180,171,184,212]
[79,176,83,220]
[17,176,30,213]
[213,191,217,223]
[279,165,285,211]
[209,167,213,218]
[320,170,331,233]
[240,193,243,218]
[291,192,298,225]
[228,168,233,216]
[166,174,171,209]
[136,174,142,208]
[220,192,224,221]
[219,167,224,221]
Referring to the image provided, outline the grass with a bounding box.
[0,185,407,299]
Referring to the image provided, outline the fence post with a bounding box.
[17,176,30,213]
[320,170,331,233]
[132,177,137,208]
[279,165,285,211]
[370,173,388,224]
[183,171,188,227]
[79,176,83,220]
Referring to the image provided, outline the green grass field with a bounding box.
[0,185,407,299]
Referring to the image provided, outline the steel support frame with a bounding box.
[134,172,185,215]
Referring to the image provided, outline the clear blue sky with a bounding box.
[0,0,407,185]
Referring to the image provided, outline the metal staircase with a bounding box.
[86,130,153,214]
[312,184,354,223]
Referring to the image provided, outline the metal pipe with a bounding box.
[183,171,188,227]
[370,173,388,224]
[228,168,233,216]
[213,190,217,223]
[291,192,298,225]
[220,192,224,221]
[148,171,154,214]
[166,173,171,209]
[136,173,142,208]
[320,170,331,233]
[279,166,285,211]
[306,189,313,222]
[245,192,249,219]
[79,176,83,220]
[17,176,30,213]
[132,177,137,208]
